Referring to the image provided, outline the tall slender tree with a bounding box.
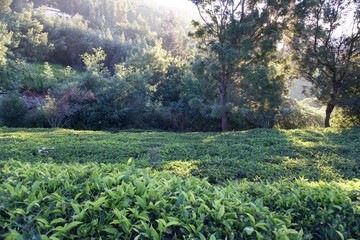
[0,0,12,13]
[0,23,12,65]
[291,0,359,127]
[189,0,291,131]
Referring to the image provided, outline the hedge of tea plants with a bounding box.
[0,127,359,182]
[0,160,359,239]
[0,127,359,239]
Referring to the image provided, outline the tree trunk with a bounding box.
[325,80,338,128]
[220,81,228,132]
[221,110,229,132]
[325,101,335,128]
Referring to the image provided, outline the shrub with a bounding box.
[0,160,358,239]
[0,94,28,127]
[274,98,324,129]
[331,107,360,127]
[0,160,302,239]
[23,108,48,128]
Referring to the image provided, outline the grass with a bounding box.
[0,127,359,239]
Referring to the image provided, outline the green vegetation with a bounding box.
[1,0,359,239]
[1,0,358,131]
[1,127,359,239]
[1,127,360,182]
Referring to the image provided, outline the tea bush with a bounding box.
[0,127,359,239]
[1,160,359,239]
[0,127,359,182]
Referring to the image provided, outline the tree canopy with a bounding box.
[190,0,292,131]
[291,0,359,127]
[0,0,358,131]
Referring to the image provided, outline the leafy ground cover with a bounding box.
[1,127,359,182]
[0,127,359,239]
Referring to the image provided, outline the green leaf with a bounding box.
[150,226,160,240]
[166,217,180,223]
[199,233,207,240]
[50,218,67,225]
[105,189,116,198]
[218,205,225,219]
[13,208,25,215]
[209,233,216,240]
[135,195,146,209]
[49,235,61,240]
[137,211,150,222]
[71,202,80,215]
[102,227,119,235]
[4,183,15,195]
[36,218,49,226]
[255,222,268,231]
[222,220,231,230]
[127,157,134,165]
[255,230,263,240]
[62,221,83,232]
[336,231,344,240]
[244,226,254,235]
[26,200,40,214]
[74,193,82,201]
[245,213,256,225]
[166,221,180,227]
[89,197,107,210]
[156,219,166,233]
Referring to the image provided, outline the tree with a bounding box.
[190,0,291,131]
[292,0,359,127]
[0,0,12,13]
[159,12,188,57]
[0,23,12,65]
[6,7,52,61]
[0,0,12,66]
[10,0,28,13]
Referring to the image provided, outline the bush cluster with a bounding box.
[1,160,358,239]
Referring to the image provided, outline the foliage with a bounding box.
[0,128,359,238]
[0,0,12,13]
[331,107,360,128]
[0,94,28,127]
[1,127,359,182]
[274,97,324,129]
[40,87,95,128]
[0,159,359,239]
[0,0,359,131]
[0,22,12,65]
[291,0,359,127]
[6,7,53,62]
[0,59,61,93]
[190,0,292,131]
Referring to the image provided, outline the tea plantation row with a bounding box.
[1,127,359,182]
[0,127,359,239]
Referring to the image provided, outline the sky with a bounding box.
[147,0,198,16]
[153,0,195,10]
[143,0,200,20]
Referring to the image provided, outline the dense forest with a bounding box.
[0,0,359,131]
